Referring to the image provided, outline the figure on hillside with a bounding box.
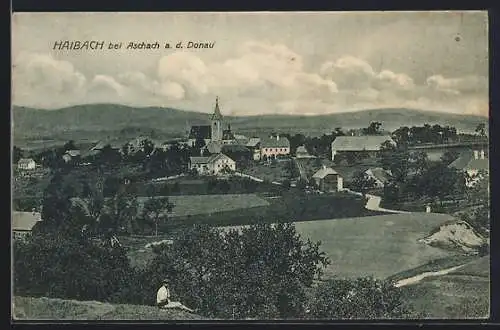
[156,279,194,313]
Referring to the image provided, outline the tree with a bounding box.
[146,223,329,319]
[13,146,23,164]
[416,163,462,205]
[13,232,135,303]
[362,122,382,135]
[63,140,77,151]
[307,277,410,319]
[141,197,175,236]
[391,127,410,147]
[475,123,486,138]
[409,151,429,176]
[350,171,376,196]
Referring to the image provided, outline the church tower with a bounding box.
[210,96,223,141]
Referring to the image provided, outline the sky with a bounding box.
[11,11,489,117]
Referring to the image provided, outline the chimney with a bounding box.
[474,150,479,160]
[480,150,485,159]
[276,134,280,141]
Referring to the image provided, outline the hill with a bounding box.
[12,104,488,148]
[13,296,208,320]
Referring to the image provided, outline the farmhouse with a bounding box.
[449,149,489,187]
[62,149,81,163]
[331,135,395,161]
[295,145,315,159]
[17,158,36,170]
[312,165,344,192]
[260,135,291,160]
[189,153,236,175]
[91,140,122,152]
[13,211,42,240]
[364,167,392,188]
[246,138,261,160]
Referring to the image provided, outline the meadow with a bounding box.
[13,296,207,320]
[222,212,459,280]
[136,194,270,218]
[398,255,490,319]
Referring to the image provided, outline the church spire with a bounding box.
[210,96,223,121]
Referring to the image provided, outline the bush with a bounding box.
[13,232,136,303]
[307,277,410,319]
[142,223,329,319]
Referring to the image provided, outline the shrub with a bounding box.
[307,277,410,319]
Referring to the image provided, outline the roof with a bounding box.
[296,146,308,154]
[449,151,489,171]
[210,97,223,121]
[91,140,122,150]
[203,141,222,154]
[207,153,235,163]
[13,211,42,231]
[222,129,236,141]
[18,158,35,165]
[331,136,394,152]
[66,150,81,157]
[246,138,261,147]
[365,167,391,183]
[189,156,210,164]
[312,167,340,179]
[221,144,251,153]
[188,125,212,140]
[260,136,290,148]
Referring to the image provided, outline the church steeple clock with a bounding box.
[210,96,223,141]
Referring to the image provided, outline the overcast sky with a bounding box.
[12,11,488,116]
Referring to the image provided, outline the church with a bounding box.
[187,97,237,147]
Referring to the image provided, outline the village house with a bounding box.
[246,138,261,160]
[448,149,489,187]
[13,211,43,241]
[295,145,315,159]
[260,135,291,160]
[312,165,344,192]
[364,167,392,188]
[62,149,81,163]
[189,153,236,175]
[331,135,395,161]
[17,158,36,170]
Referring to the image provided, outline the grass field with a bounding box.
[398,256,490,319]
[13,296,207,320]
[136,194,270,218]
[241,160,294,183]
[223,212,459,280]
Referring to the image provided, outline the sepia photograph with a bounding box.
[11,11,490,321]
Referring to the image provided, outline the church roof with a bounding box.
[210,96,223,121]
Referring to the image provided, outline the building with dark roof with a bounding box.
[312,166,344,192]
[331,135,395,161]
[364,167,392,188]
[188,153,236,175]
[13,211,42,240]
[449,149,489,187]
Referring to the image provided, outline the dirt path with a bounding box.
[393,264,466,288]
[364,194,411,214]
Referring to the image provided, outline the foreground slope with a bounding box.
[13,296,208,320]
[398,256,490,319]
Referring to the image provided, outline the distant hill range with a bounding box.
[12,104,488,147]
